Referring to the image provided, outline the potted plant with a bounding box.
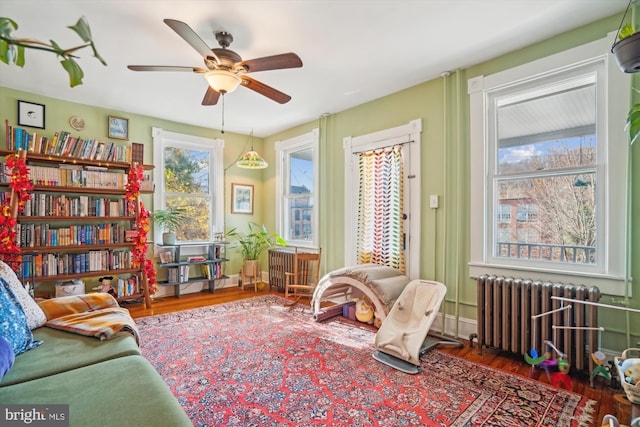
[611,0,640,74]
[227,222,286,261]
[609,2,640,145]
[152,207,187,245]
[226,222,286,287]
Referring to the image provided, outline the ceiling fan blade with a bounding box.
[238,53,302,73]
[127,65,206,73]
[202,87,220,105]
[163,19,220,64]
[240,76,292,104]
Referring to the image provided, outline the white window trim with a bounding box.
[274,128,319,248]
[468,35,630,296]
[343,119,422,279]
[152,127,224,244]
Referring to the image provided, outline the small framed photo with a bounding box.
[18,100,45,129]
[158,247,175,264]
[231,183,254,214]
[108,115,129,140]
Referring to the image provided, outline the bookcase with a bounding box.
[1,127,154,308]
[156,242,228,297]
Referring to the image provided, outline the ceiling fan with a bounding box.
[127,19,303,106]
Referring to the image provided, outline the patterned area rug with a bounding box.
[135,295,595,427]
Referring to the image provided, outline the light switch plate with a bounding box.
[429,194,439,209]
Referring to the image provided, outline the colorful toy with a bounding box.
[591,350,612,383]
[355,297,374,324]
[93,276,116,296]
[551,358,572,389]
[528,302,610,389]
[621,358,640,385]
[524,348,547,366]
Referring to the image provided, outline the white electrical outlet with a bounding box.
[429,194,439,209]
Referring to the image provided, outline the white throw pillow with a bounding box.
[0,261,47,329]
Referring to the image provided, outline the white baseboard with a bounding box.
[152,271,270,298]
[431,313,477,342]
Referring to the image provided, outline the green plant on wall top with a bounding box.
[226,222,286,261]
[0,16,106,87]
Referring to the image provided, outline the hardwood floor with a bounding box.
[126,286,623,426]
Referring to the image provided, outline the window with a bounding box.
[275,129,319,247]
[497,205,511,223]
[152,128,224,243]
[516,205,538,223]
[468,36,630,295]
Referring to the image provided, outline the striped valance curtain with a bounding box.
[356,144,405,272]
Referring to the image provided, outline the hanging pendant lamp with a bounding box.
[237,131,268,169]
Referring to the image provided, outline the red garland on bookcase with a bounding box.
[0,154,33,271]
[125,165,157,294]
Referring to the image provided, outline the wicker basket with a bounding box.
[615,348,640,404]
[55,280,85,298]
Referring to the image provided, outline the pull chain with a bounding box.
[221,93,225,134]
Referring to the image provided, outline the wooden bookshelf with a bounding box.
[1,141,154,307]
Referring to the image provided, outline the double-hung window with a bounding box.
[468,36,630,295]
[275,129,319,248]
[152,127,224,243]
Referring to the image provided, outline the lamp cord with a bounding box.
[224,134,252,171]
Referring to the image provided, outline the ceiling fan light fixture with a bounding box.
[205,70,241,93]
[237,150,268,169]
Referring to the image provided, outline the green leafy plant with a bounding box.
[618,23,636,40]
[226,222,286,261]
[152,208,187,233]
[0,16,106,87]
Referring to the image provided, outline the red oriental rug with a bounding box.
[135,295,595,426]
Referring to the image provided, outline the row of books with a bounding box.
[22,194,133,217]
[201,262,224,279]
[16,223,130,247]
[20,250,133,278]
[116,276,140,298]
[0,161,10,184]
[5,122,132,163]
[28,164,128,189]
[2,159,151,192]
[167,265,191,284]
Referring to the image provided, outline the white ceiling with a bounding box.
[0,0,627,137]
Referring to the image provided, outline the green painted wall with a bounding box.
[1,13,637,351]
[263,14,638,351]
[0,87,267,277]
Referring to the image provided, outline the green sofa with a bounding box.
[0,324,193,427]
[0,259,192,427]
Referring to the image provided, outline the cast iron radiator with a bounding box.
[268,247,297,292]
[473,275,601,372]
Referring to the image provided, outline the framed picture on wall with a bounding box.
[17,100,45,129]
[108,115,129,140]
[231,183,254,214]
